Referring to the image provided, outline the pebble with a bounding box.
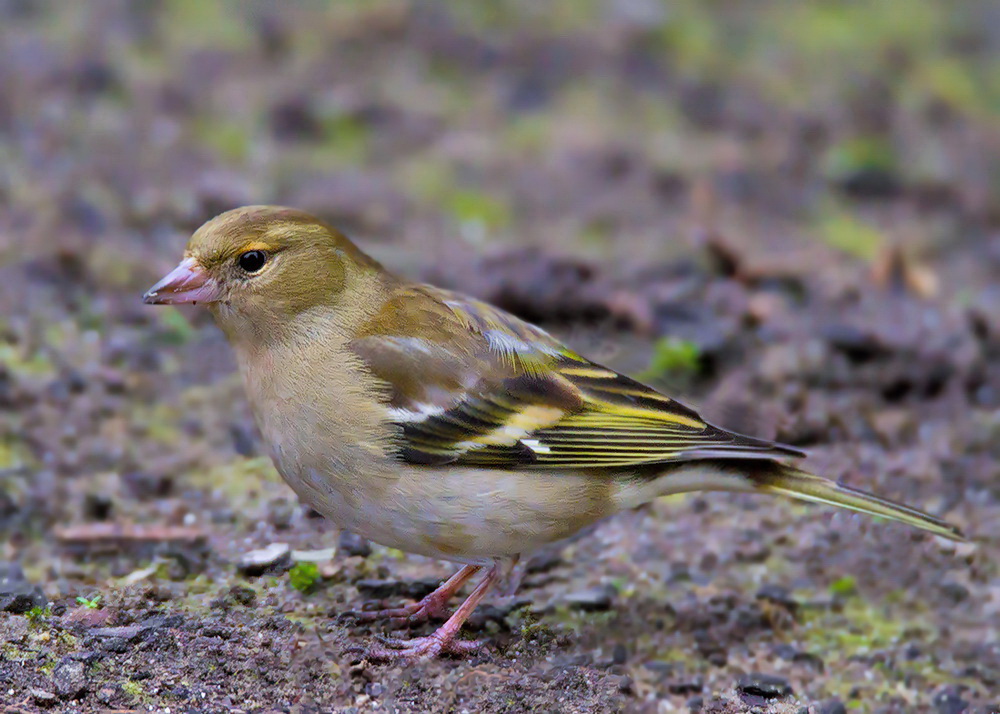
[96,686,117,705]
[736,672,792,699]
[266,498,296,530]
[356,577,441,600]
[4,614,29,641]
[0,562,47,614]
[933,686,969,714]
[228,584,257,607]
[100,636,132,653]
[668,678,704,695]
[30,688,57,707]
[549,583,618,612]
[237,542,291,576]
[814,698,847,714]
[338,530,372,558]
[53,659,87,699]
[755,584,799,612]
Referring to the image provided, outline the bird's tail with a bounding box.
[749,462,966,542]
[622,458,966,542]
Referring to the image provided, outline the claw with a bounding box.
[346,564,482,627]
[363,633,487,661]
[345,562,503,661]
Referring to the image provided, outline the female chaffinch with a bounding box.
[144,206,964,659]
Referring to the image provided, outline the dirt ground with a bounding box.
[1,1,999,712]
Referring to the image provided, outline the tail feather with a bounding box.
[750,463,965,542]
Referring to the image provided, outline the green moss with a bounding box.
[814,206,884,261]
[0,343,55,378]
[823,136,897,181]
[397,158,455,203]
[445,189,511,231]
[288,562,321,594]
[638,337,702,379]
[195,117,254,163]
[161,0,254,51]
[184,457,281,504]
[1,643,33,662]
[122,679,149,704]
[801,595,919,658]
[318,115,371,166]
[155,307,198,346]
[828,575,857,597]
[24,607,55,633]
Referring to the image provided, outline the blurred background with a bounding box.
[1,1,998,711]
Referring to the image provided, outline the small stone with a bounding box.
[938,581,969,603]
[96,686,117,705]
[686,695,703,712]
[237,543,291,576]
[736,672,792,699]
[0,562,47,614]
[64,606,113,627]
[338,530,372,558]
[53,659,87,699]
[365,682,384,697]
[89,625,145,641]
[815,698,847,714]
[933,686,969,714]
[525,550,563,574]
[706,651,727,667]
[356,577,441,601]
[101,637,131,653]
[266,498,296,530]
[755,584,798,612]
[292,547,338,562]
[552,584,618,612]
[228,584,257,607]
[3,614,29,641]
[69,650,103,665]
[668,678,704,695]
[209,584,257,610]
[611,643,628,665]
[30,687,57,706]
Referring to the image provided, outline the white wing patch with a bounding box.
[454,405,565,452]
[485,330,561,358]
[386,402,449,423]
[521,438,551,454]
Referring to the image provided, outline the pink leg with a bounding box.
[363,563,501,660]
[352,565,480,625]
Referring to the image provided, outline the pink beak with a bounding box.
[143,257,222,305]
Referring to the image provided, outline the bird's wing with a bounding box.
[351,285,804,468]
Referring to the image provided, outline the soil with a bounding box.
[1,2,999,712]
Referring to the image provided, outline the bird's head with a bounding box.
[143,206,385,344]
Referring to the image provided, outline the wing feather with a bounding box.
[351,284,804,469]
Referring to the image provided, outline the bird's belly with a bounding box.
[279,462,617,563]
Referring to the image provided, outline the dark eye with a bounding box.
[237,250,268,273]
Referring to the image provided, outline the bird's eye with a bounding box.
[237,250,268,273]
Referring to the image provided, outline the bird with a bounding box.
[143,205,965,660]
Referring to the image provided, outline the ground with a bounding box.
[1,1,999,712]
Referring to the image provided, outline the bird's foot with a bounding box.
[360,632,486,661]
[350,596,450,626]
[346,564,482,627]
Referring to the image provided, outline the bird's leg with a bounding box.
[497,554,526,598]
[364,562,501,660]
[353,564,480,625]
